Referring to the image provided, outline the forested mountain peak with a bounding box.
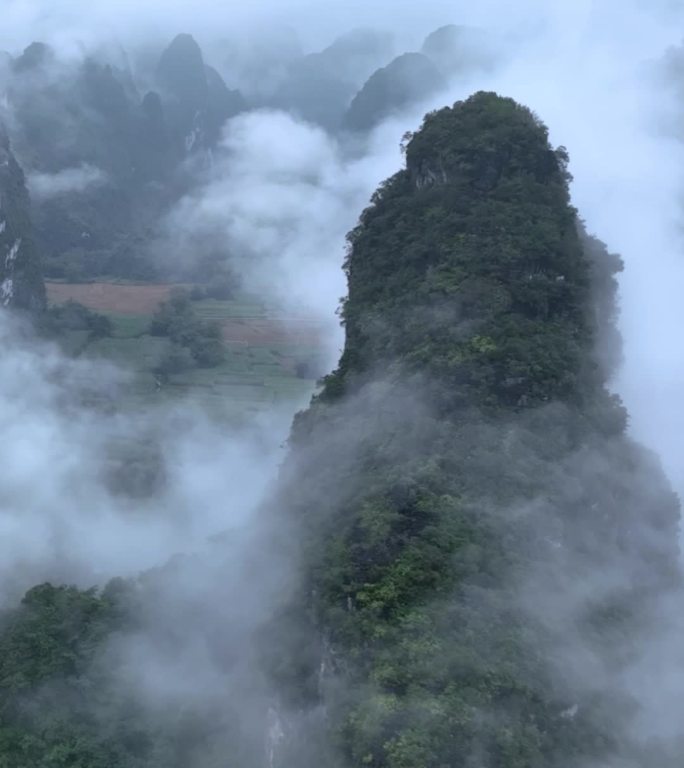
[11,41,54,74]
[156,33,209,110]
[277,92,681,767]
[327,93,612,416]
[155,32,245,153]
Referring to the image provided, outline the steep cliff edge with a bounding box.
[0,127,45,311]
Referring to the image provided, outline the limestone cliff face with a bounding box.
[156,33,245,154]
[0,128,45,311]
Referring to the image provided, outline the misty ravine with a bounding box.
[0,3,683,768]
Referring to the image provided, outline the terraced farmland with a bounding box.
[46,281,329,419]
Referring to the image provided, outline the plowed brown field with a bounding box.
[46,282,325,347]
[46,282,175,315]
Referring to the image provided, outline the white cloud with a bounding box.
[27,163,107,199]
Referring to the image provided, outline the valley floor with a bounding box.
[46,280,326,419]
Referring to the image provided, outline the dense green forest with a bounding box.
[0,91,678,767]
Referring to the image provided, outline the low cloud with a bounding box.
[159,109,403,366]
[27,163,107,199]
[0,310,293,603]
